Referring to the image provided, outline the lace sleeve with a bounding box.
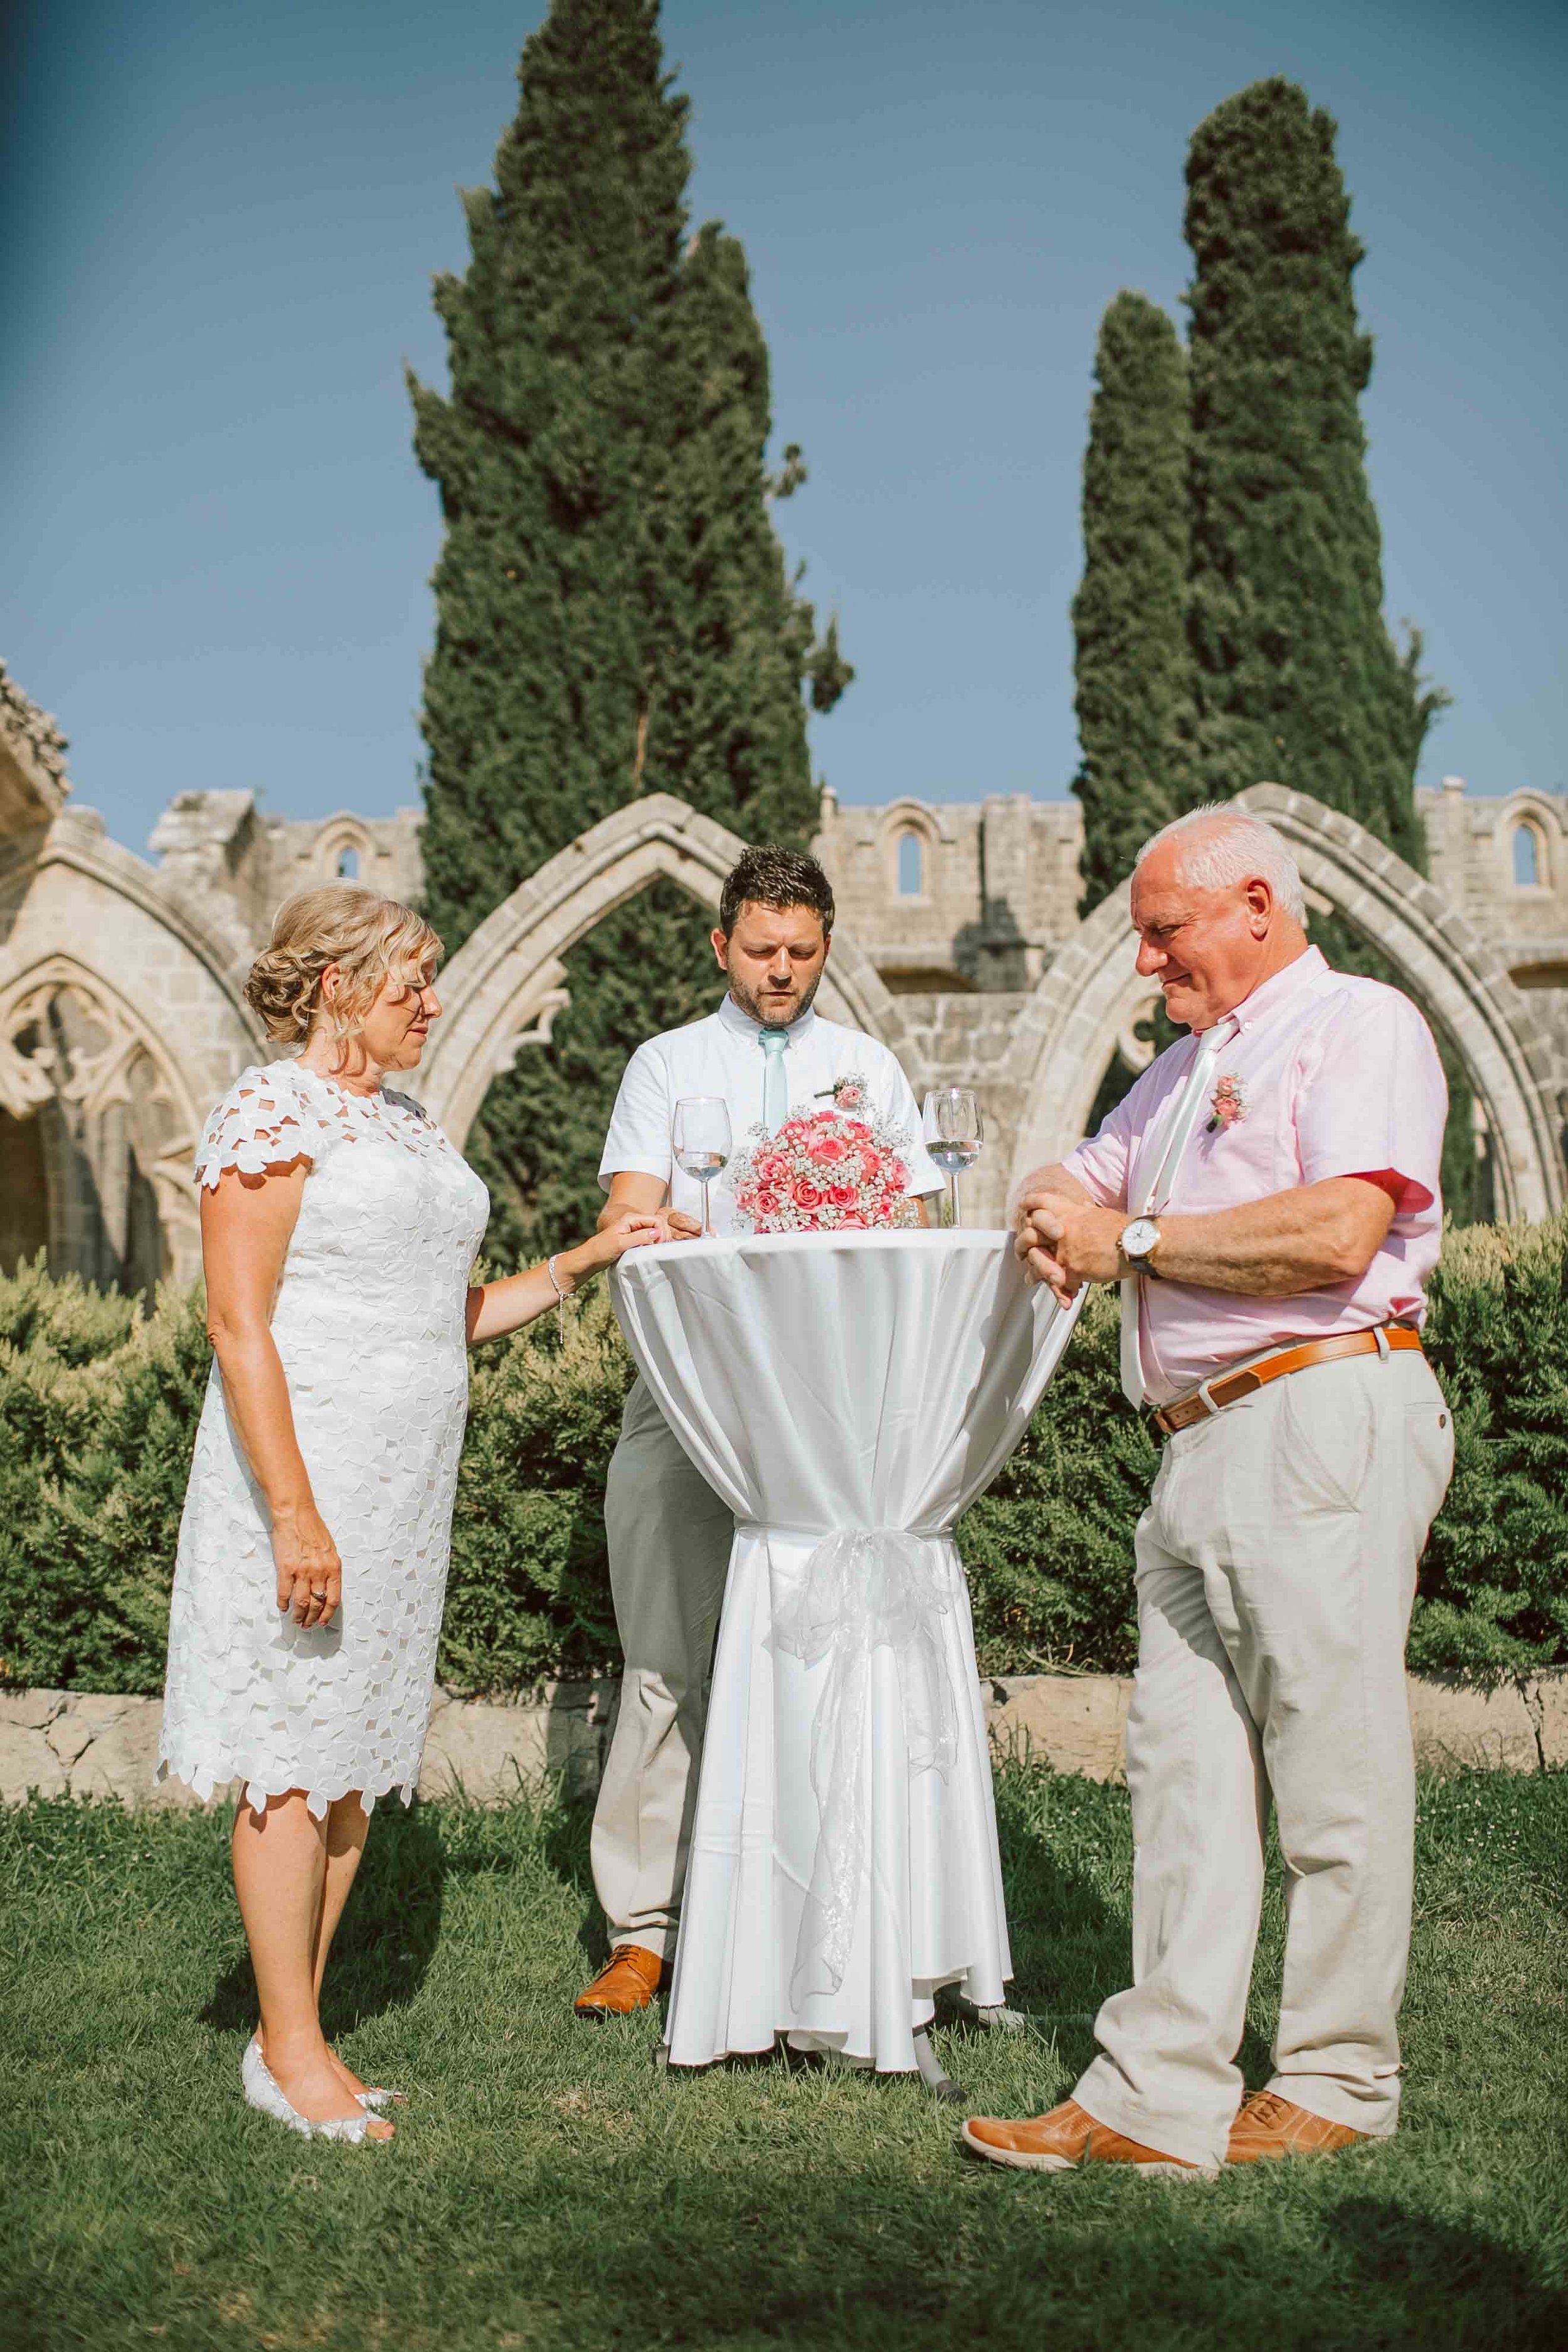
[193,1065,319,1190]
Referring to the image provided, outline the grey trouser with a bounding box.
[591,1375,734,1960]
[1074,1345,1454,2169]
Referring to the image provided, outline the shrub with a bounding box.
[0,1266,212,1692]
[1412,1217,1568,1687]
[0,1223,1564,1697]
[440,1290,632,1688]
[958,1284,1150,1675]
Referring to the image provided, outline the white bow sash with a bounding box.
[770,1526,958,2002]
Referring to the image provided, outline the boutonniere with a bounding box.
[813,1072,868,1113]
[1206,1075,1247,1133]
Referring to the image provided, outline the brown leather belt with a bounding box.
[1153,1324,1425,1437]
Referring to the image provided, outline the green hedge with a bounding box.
[2,1222,1564,1697]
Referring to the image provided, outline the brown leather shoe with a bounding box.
[1226,2091,1370,2163]
[961,2097,1214,2180]
[573,1944,669,2018]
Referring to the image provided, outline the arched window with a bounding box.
[896,830,924,897]
[336,846,361,881]
[1513,824,1542,889]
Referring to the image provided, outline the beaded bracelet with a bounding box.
[546,1253,569,1342]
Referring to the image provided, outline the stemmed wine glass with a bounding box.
[923,1088,983,1229]
[672,1096,733,1237]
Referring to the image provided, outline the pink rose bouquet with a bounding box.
[728,1074,916,1234]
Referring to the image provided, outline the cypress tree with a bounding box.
[411,0,847,1256]
[1180,78,1479,1214]
[1071,292,1196,911]
[1184,78,1439,868]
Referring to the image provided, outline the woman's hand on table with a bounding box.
[272,1500,342,1629]
[573,1212,667,1274]
[595,1177,701,1248]
[637,1207,701,1244]
[466,1216,663,1343]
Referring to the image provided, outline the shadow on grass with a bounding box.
[199,1800,448,2039]
[989,1761,1125,2080]
[1328,2198,1568,2344]
[504,2166,1568,2351]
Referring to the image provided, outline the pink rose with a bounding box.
[843,1120,871,1143]
[840,1211,867,1229]
[755,1188,781,1217]
[827,1182,857,1209]
[836,1081,864,1110]
[793,1179,824,1210]
[887,1159,907,1190]
[859,1149,883,1183]
[809,1133,847,1163]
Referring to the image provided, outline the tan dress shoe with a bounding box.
[1226,2092,1370,2163]
[573,1944,670,2018]
[962,2097,1214,2180]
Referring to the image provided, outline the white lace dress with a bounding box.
[157,1057,489,1816]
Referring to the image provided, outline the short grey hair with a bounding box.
[1133,804,1307,925]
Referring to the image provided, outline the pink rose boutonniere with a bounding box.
[1207,1074,1247,1134]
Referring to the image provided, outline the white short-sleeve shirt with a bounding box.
[600,992,943,1234]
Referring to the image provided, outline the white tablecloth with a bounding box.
[610,1229,1080,2074]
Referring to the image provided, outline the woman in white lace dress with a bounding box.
[158,884,656,2144]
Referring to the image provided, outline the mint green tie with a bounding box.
[760,1027,790,1135]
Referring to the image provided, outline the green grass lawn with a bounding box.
[2,1762,1565,2352]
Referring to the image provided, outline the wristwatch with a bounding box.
[1120,1216,1163,1279]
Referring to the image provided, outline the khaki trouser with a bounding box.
[591,1376,734,1960]
[1074,1344,1454,2170]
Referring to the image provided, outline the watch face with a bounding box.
[1123,1219,1159,1258]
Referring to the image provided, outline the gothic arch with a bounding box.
[414,795,912,1150]
[0,810,263,1286]
[1006,785,1567,1223]
[0,953,210,1287]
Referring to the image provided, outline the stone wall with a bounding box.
[0,660,68,835]
[877,988,1039,1221]
[149,791,426,961]
[1421,776,1568,983]
[814,788,1084,991]
[4,1671,1562,1808]
[1419,778,1568,1077]
[3,628,1566,1280]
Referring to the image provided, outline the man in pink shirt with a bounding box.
[964,805,1454,2180]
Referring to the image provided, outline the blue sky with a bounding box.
[3,0,1563,854]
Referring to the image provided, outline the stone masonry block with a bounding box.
[0,1689,66,1732]
[69,1700,177,1806]
[45,1692,147,1767]
[0,1705,70,1802]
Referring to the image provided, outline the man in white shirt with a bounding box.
[573,844,942,2018]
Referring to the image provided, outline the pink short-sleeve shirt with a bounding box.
[1062,946,1448,1403]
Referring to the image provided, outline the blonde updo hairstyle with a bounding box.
[243,884,443,1049]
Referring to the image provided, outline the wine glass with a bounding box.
[672,1096,733,1237]
[923,1088,983,1229]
